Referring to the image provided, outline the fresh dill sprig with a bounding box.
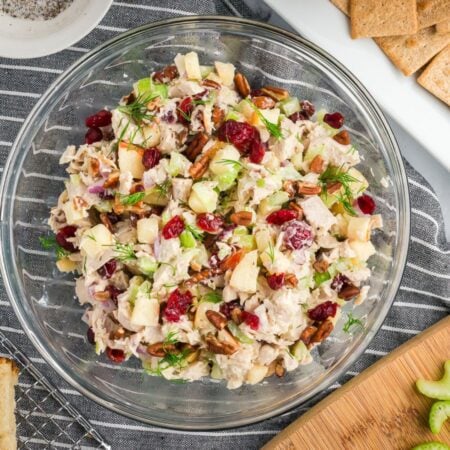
[118,92,157,124]
[217,159,245,171]
[319,165,358,216]
[343,313,363,334]
[176,107,191,123]
[154,180,171,198]
[245,99,283,139]
[201,291,222,304]
[185,223,204,241]
[113,242,137,262]
[119,191,146,206]
[163,331,179,348]
[39,235,70,261]
[265,241,276,264]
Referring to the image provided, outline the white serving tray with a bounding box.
[265,0,450,170]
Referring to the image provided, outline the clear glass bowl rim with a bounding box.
[0,16,410,429]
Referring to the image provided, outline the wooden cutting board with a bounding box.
[264,316,450,450]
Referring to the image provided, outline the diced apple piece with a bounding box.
[236,99,254,120]
[188,181,219,213]
[80,224,114,257]
[215,61,235,86]
[174,53,186,77]
[118,142,145,179]
[246,364,268,385]
[349,240,376,261]
[255,228,272,253]
[230,250,259,293]
[209,145,240,176]
[137,216,159,244]
[131,296,159,327]
[194,301,220,333]
[62,200,88,225]
[184,52,202,80]
[172,178,193,202]
[56,258,78,273]
[347,216,371,242]
[250,108,280,127]
[347,167,369,197]
[140,123,160,148]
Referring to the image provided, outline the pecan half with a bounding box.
[103,171,120,189]
[185,132,209,161]
[234,72,251,97]
[89,158,100,177]
[230,307,243,325]
[189,142,220,180]
[186,268,221,286]
[152,65,178,83]
[252,96,276,109]
[298,182,322,195]
[333,130,351,145]
[93,290,111,301]
[205,333,239,355]
[275,361,286,377]
[338,284,361,300]
[288,202,304,219]
[285,273,298,287]
[300,325,318,346]
[230,211,253,226]
[147,342,177,358]
[326,181,342,195]
[212,105,225,128]
[310,320,334,345]
[313,259,329,274]
[310,155,324,174]
[261,86,289,101]
[206,310,228,330]
[190,261,202,272]
[203,79,221,89]
[219,248,246,271]
[99,213,113,232]
[283,180,297,197]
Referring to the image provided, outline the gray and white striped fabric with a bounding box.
[0,1,448,449]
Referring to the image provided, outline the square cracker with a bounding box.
[331,0,350,15]
[375,26,450,75]
[417,0,450,29]
[436,19,450,34]
[350,0,418,38]
[417,45,450,105]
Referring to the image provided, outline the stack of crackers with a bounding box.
[331,0,450,106]
[0,358,18,450]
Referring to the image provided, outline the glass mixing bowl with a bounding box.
[0,17,410,429]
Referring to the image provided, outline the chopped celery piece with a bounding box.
[200,65,214,78]
[258,191,290,215]
[180,230,196,248]
[215,170,238,191]
[129,276,144,305]
[169,152,190,177]
[138,256,158,275]
[228,321,254,344]
[280,97,300,116]
[256,179,265,188]
[314,271,331,286]
[201,292,222,303]
[133,77,168,99]
[233,226,249,236]
[237,235,256,251]
[304,144,325,163]
[417,360,450,400]
[290,341,309,361]
[210,362,223,379]
[429,401,450,434]
[225,111,241,121]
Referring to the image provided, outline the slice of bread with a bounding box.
[0,358,19,450]
[417,0,450,29]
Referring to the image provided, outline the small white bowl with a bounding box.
[0,0,112,59]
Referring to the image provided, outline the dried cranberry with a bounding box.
[142,148,161,170]
[220,300,241,319]
[106,347,125,364]
[87,327,95,345]
[193,89,208,101]
[300,100,315,118]
[331,274,350,293]
[217,120,261,154]
[282,220,314,251]
[106,285,123,305]
[177,97,193,124]
[196,213,224,233]
[98,260,117,279]
[85,127,103,144]
[162,215,185,239]
[106,212,120,224]
[163,289,193,322]
[56,225,77,252]
[249,140,266,164]
[250,89,264,97]
[289,111,308,123]
[266,209,298,226]
[357,194,376,215]
[267,273,285,290]
[323,112,344,129]
[242,311,260,330]
[308,301,338,322]
[85,109,112,128]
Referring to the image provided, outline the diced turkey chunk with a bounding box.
[300,196,337,232]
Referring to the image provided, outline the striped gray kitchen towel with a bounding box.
[0,1,449,449]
